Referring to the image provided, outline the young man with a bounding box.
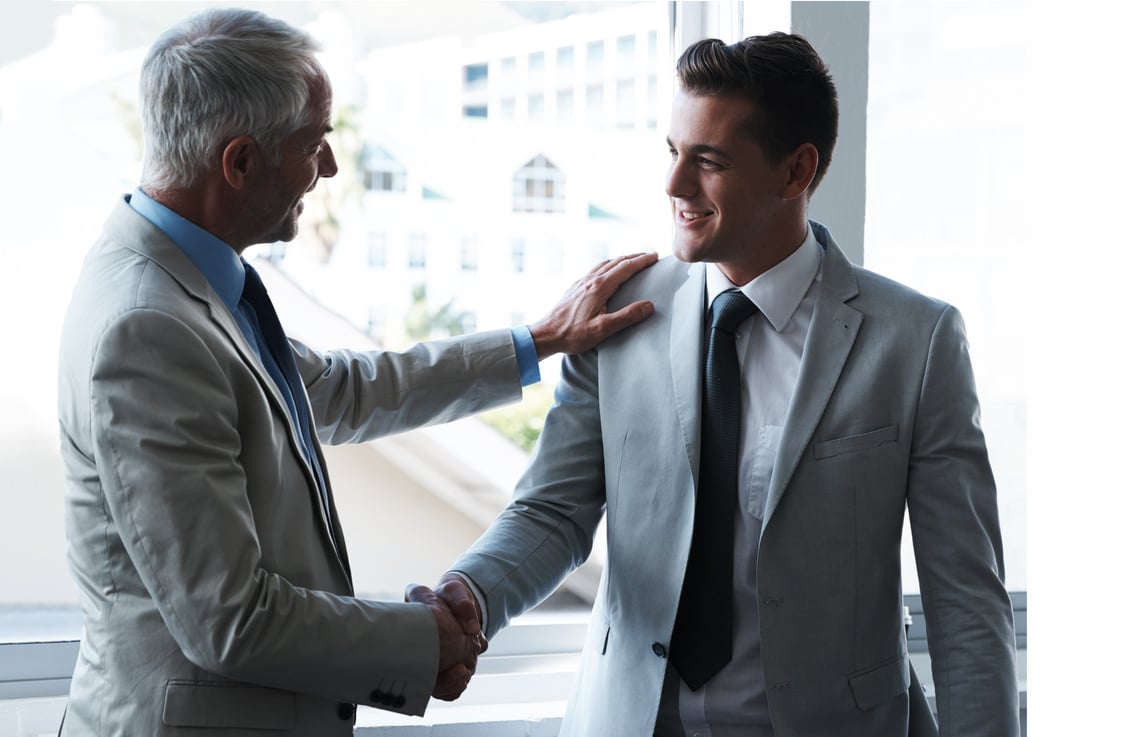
[435,33,1019,737]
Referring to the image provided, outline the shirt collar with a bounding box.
[128,187,247,310]
[705,226,822,332]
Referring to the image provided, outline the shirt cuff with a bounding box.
[510,325,541,387]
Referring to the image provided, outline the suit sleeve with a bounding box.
[89,308,438,714]
[451,347,608,637]
[293,329,523,445]
[905,304,1020,736]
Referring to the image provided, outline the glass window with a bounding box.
[528,93,544,122]
[1,0,674,652]
[586,39,605,67]
[460,237,479,272]
[617,34,636,60]
[367,232,387,268]
[616,78,636,128]
[585,83,605,124]
[363,145,407,192]
[866,1,1027,594]
[556,88,574,122]
[499,55,517,81]
[528,50,545,81]
[500,97,516,121]
[408,234,427,269]
[512,154,566,214]
[463,62,489,88]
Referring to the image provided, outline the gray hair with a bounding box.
[139,8,326,190]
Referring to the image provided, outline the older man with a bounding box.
[56,8,654,735]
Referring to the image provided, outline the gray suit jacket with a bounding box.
[57,197,523,736]
[454,222,1019,736]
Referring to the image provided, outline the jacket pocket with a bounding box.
[847,653,909,711]
[162,680,296,730]
[814,425,898,460]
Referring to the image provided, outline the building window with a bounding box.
[511,239,526,273]
[617,34,636,61]
[463,105,489,118]
[616,78,636,128]
[528,50,544,81]
[500,56,517,81]
[408,233,427,269]
[647,74,657,129]
[501,97,516,121]
[556,88,574,122]
[557,45,574,69]
[463,62,489,90]
[586,39,605,68]
[513,154,566,214]
[460,237,479,272]
[363,145,407,193]
[367,232,387,268]
[528,93,544,122]
[585,83,604,124]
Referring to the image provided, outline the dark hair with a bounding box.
[677,33,838,194]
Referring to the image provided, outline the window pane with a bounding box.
[866,1,1028,592]
[2,0,673,642]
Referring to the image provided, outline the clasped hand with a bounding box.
[405,576,485,701]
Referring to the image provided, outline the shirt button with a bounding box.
[651,642,667,658]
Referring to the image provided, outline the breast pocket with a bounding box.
[813,425,898,460]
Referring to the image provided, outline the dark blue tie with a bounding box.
[671,289,758,691]
[241,265,337,551]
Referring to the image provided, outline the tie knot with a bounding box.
[710,290,758,333]
[242,264,269,303]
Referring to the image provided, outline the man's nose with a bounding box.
[665,159,694,198]
[319,143,339,178]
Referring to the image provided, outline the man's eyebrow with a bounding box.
[665,136,731,159]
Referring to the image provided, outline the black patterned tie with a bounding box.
[241,265,336,549]
[670,289,758,691]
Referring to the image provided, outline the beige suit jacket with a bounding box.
[57,197,523,735]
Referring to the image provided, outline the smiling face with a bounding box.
[247,77,338,245]
[666,90,809,285]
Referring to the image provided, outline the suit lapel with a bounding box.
[763,229,863,531]
[669,262,707,491]
[109,199,349,577]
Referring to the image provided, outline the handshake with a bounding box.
[405,573,486,701]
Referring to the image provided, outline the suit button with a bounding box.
[652,642,667,658]
[393,695,406,708]
[337,702,355,720]
[369,689,383,703]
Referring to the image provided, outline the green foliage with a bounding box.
[405,283,472,340]
[481,382,556,453]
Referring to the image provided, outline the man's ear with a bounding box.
[220,136,259,190]
[782,142,819,201]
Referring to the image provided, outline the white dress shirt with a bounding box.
[658,228,823,737]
